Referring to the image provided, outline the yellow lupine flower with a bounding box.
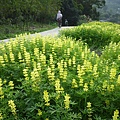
[18,52,22,60]
[0,78,2,87]
[9,52,15,62]
[37,63,41,71]
[40,54,46,66]
[42,42,45,54]
[77,65,85,78]
[23,68,29,80]
[45,118,49,120]
[9,81,14,89]
[0,87,4,99]
[60,60,64,67]
[70,40,74,48]
[110,84,114,91]
[8,100,17,116]
[33,61,37,69]
[118,55,120,60]
[67,48,70,56]
[83,83,88,91]
[0,112,3,120]
[3,54,8,63]
[30,68,40,91]
[0,56,5,66]
[7,43,12,52]
[81,51,85,59]
[102,80,108,91]
[55,79,61,92]
[72,79,78,88]
[64,94,70,109]
[64,61,67,69]
[87,102,91,108]
[24,51,31,65]
[68,59,72,67]
[55,79,64,98]
[50,54,53,66]
[112,110,119,120]
[63,70,67,82]
[34,48,39,58]
[117,75,120,84]
[106,66,109,72]
[51,72,55,81]
[90,80,94,88]
[87,102,92,119]
[72,56,76,67]
[0,78,4,99]
[52,47,55,55]
[79,78,84,86]
[43,90,50,106]
[93,64,98,77]
[84,45,88,54]
[59,66,63,79]
[51,64,55,71]
[37,109,42,116]
[83,60,92,71]
[3,79,7,84]
[110,68,116,79]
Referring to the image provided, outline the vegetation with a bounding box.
[0,0,105,26]
[61,0,80,26]
[99,0,120,23]
[59,21,120,54]
[0,0,61,24]
[0,22,120,120]
[61,0,105,25]
[0,22,57,40]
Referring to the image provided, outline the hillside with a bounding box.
[99,0,120,23]
[104,0,120,14]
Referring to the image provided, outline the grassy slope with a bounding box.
[0,22,57,40]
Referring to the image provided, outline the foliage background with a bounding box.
[0,0,106,25]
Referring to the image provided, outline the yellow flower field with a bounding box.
[0,22,120,120]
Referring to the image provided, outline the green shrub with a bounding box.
[59,21,120,50]
[0,33,120,119]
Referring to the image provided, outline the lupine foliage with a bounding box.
[0,22,120,120]
[59,21,120,50]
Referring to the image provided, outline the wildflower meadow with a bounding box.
[0,22,120,120]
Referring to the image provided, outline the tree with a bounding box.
[60,0,105,26]
[74,0,105,20]
[0,0,61,24]
[61,0,80,26]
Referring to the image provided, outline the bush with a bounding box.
[0,32,120,119]
[59,21,120,50]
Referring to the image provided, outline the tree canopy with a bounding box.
[0,0,61,24]
[0,0,105,25]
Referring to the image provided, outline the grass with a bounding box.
[0,22,57,40]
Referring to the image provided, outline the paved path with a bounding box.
[0,26,74,43]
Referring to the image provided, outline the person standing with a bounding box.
[56,10,63,28]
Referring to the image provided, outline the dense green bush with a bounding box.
[0,28,120,119]
[59,21,120,50]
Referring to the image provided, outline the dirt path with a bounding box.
[0,26,74,43]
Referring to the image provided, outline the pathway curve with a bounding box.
[0,26,74,43]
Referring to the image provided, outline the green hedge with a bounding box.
[59,21,120,50]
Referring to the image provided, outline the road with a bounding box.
[0,26,74,43]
